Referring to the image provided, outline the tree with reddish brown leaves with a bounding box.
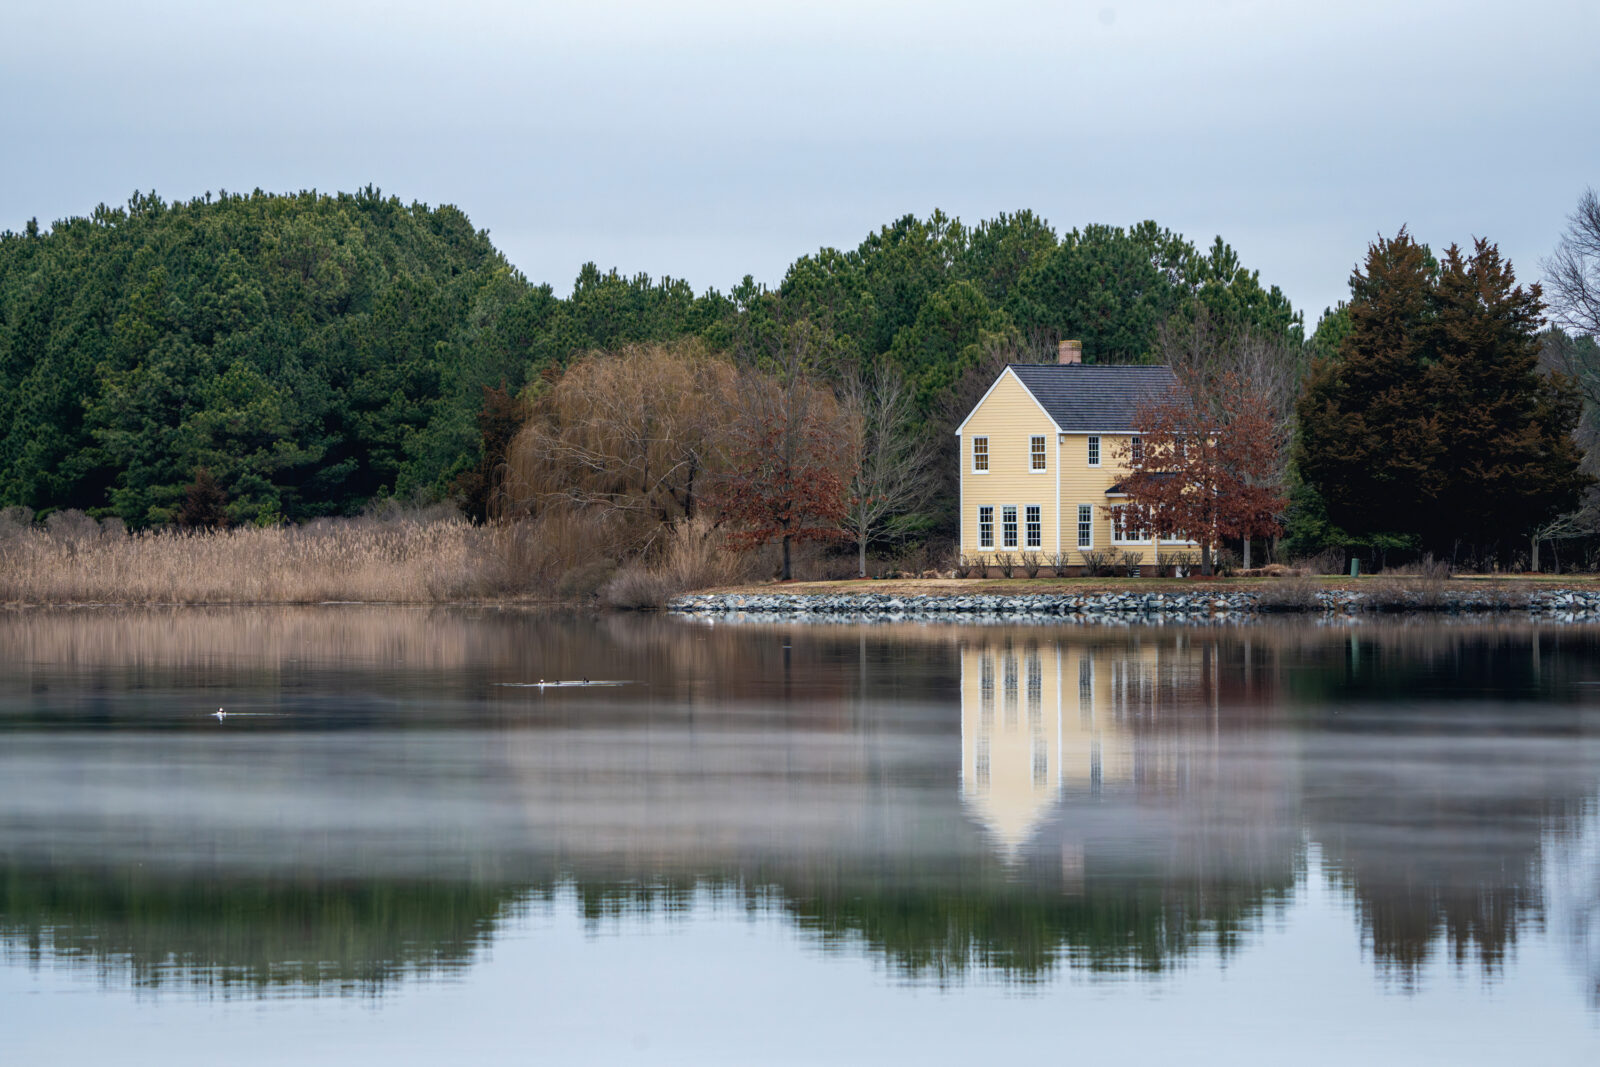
[1112,368,1288,575]
[712,320,852,581]
[176,467,229,531]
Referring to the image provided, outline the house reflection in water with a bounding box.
[960,639,1168,857]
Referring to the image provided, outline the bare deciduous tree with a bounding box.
[1546,188,1600,341]
[1534,330,1600,567]
[840,361,938,577]
[1533,190,1600,566]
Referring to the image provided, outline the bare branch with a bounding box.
[1545,188,1600,340]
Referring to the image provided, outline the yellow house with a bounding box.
[955,341,1191,573]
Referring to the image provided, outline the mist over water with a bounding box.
[3,608,1599,1061]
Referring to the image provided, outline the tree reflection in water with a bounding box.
[0,609,1598,997]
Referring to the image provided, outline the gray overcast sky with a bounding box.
[4,0,1597,325]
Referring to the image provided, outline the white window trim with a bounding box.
[971,436,990,474]
[1087,435,1101,468]
[978,505,995,549]
[1029,435,1048,473]
[1024,504,1043,549]
[1076,504,1094,550]
[1001,505,1019,549]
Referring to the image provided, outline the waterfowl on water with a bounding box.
[214,708,226,721]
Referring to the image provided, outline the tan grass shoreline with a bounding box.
[6,513,1595,609]
[0,520,531,606]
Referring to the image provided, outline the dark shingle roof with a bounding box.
[1106,472,1178,495]
[1008,363,1179,432]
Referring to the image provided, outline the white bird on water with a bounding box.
[214,707,226,721]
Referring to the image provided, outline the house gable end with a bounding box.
[954,367,1064,437]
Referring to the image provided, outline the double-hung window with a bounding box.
[1024,505,1042,548]
[978,506,994,548]
[1131,436,1143,464]
[1077,504,1093,548]
[1030,435,1047,471]
[972,436,989,473]
[1001,506,1018,549]
[1087,435,1101,467]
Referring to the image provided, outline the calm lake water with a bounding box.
[3,607,1599,1064]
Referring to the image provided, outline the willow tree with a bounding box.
[502,341,738,554]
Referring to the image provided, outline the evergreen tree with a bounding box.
[1296,230,1589,565]
[1426,240,1589,555]
[1296,230,1439,546]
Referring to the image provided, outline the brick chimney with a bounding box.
[1058,339,1082,365]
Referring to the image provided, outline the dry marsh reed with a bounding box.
[602,517,758,610]
[0,518,519,605]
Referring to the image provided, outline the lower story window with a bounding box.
[1002,506,1018,548]
[1111,506,1152,545]
[978,506,994,548]
[1077,504,1093,548]
[1025,505,1042,548]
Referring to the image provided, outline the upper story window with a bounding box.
[1087,436,1101,467]
[1131,436,1143,464]
[1030,435,1047,471]
[972,436,989,473]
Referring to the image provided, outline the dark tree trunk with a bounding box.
[782,534,793,581]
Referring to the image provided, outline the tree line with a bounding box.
[0,190,1298,539]
[5,185,1598,576]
